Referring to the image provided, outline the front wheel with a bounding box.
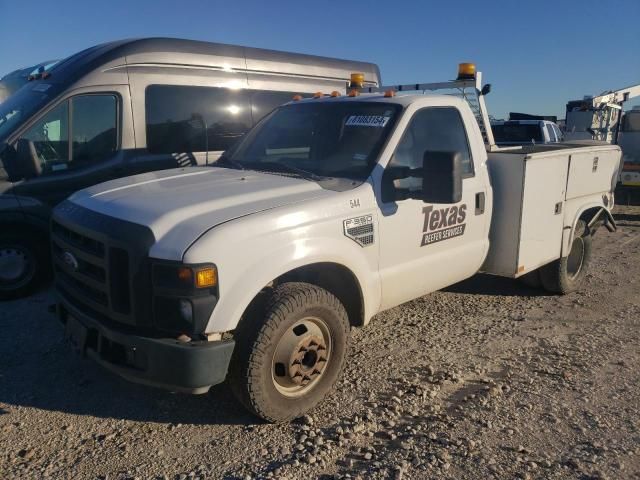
[540,220,592,294]
[228,282,350,422]
[0,234,48,300]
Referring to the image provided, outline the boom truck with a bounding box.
[52,63,620,422]
[565,81,640,188]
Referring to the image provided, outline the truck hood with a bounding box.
[70,167,334,260]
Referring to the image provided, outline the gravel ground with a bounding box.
[1,205,639,480]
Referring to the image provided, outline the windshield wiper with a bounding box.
[247,160,323,182]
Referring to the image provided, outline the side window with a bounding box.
[545,124,557,142]
[18,94,118,176]
[145,85,252,154]
[553,124,563,141]
[71,95,118,164]
[390,107,474,177]
[251,91,299,124]
[20,101,70,172]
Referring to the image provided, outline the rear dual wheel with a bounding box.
[540,220,592,294]
[229,282,350,422]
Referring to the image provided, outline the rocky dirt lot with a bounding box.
[1,205,639,480]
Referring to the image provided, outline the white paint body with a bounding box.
[68,94,621,334]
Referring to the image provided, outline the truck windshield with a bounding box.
[0,84,54,144]
[224,101,401,181]
[492,123,543,144]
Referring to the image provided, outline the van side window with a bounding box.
[72,95,118,164]
[145,85,252,154]
[250,91,299,121]
[18,94,118,176]
[390,106,474,175]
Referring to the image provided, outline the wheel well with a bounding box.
[277,263,365,327]
[0,220,49,243]
[237,262,365,331]
[578,206,605,233]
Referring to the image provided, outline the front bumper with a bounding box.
[57,300,235,394]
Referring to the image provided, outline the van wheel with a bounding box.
[229,282,350,422]
[540,220,592,294]
[0,234,48,300]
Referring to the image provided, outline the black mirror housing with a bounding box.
[421,150,463,204]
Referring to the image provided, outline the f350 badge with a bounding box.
[344,214,374,247]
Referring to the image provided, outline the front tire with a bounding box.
[0,234,48,300]
[540,220,592,294]
[228,282,350,422]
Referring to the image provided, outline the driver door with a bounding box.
[11,87,131,207]
[377,106,489,310]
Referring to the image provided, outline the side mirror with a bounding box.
[421,150,463,204]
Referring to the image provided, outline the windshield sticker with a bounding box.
[421,204,467,246]
[32,84,51,92]
[345,115,390,128]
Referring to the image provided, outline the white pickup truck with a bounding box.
[51,65,620,422]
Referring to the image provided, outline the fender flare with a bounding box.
[561,204,615,257]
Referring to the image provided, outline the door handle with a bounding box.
[475,192,485,215]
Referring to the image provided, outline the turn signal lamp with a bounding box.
[350,72,365,88]
[457,63,476,80]
[384,90,395,98]
[292,94,302,101]
[195,267,217,288]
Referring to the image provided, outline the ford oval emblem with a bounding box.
[63,251,79,271]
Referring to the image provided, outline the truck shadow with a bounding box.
[444,273,553,297]
[0,292,260,427]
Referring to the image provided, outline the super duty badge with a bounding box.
[421,205,467,246]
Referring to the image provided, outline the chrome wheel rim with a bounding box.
[271,316,332,397]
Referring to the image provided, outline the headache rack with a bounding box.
[348,63,499,151]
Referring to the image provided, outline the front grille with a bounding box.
[52,219,132,323]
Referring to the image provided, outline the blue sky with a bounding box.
[1,0,638,119]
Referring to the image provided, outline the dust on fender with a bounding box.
[420,204,467,247]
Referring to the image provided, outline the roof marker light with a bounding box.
[384,90,395,98]
[292,94,302,101]
[348,89,359,97]
[330,91,340,97]
[313,92,323,98]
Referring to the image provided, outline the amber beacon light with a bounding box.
[350,72,365,88]
[457,62,476,80]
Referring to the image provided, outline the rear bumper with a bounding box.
[57,300,235,394]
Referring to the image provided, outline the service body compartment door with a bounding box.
[518,154,569,273]
[565,149,620,200]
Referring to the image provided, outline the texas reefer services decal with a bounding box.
[421,205,467,247]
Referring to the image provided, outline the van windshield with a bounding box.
[224,101,401,181]
[492,123,543,144]
[0,84,55,143]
